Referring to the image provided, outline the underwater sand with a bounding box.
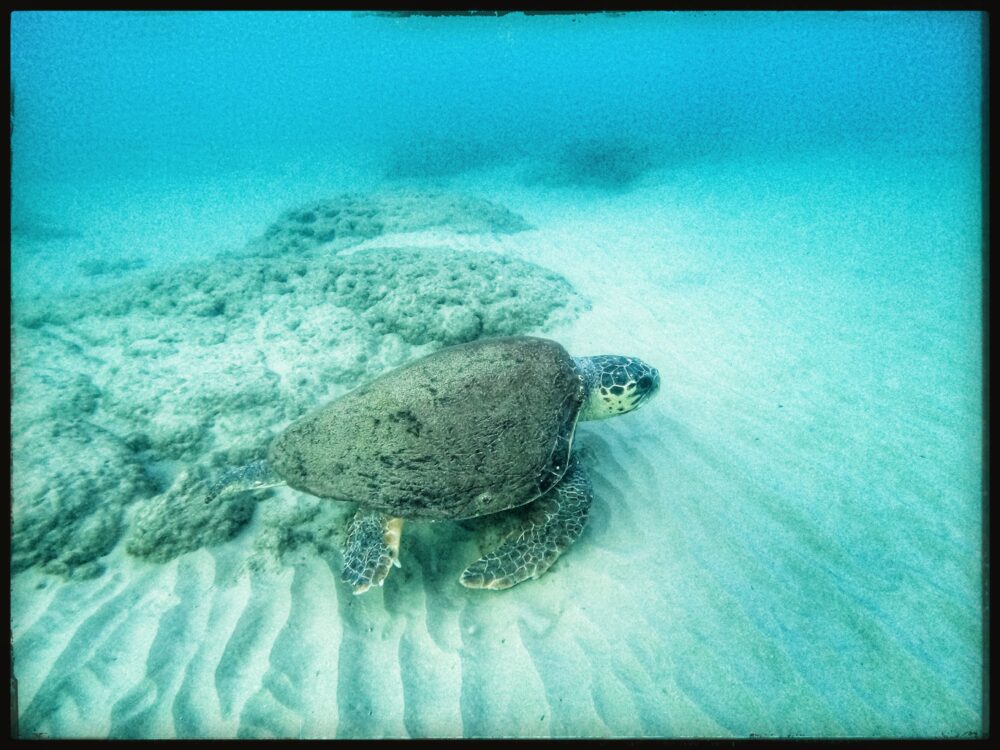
[10,147,982,738]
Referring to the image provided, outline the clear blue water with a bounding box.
[11,12,981,185]
[9,11,984,739]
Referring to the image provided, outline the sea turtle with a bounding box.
[206,336,660,593]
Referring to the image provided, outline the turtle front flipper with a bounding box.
[460,458,593,590]
[342,509,404,595]
[204,459,284,503]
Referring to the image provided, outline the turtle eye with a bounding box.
[638,375,653,391]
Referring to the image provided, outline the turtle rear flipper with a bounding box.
[342,510,404,594]
[460,458,593,590]
[204,459,284,503]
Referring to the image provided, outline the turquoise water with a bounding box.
[10,12,981,174]
[9,11,984,739]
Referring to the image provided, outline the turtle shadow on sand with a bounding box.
[524,137,658,190]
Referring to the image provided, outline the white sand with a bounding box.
[10,147,983,738]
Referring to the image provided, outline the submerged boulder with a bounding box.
[248,191,532,256]
[124,464,264,564]
[328,246,585,346]
[11,419,157,578]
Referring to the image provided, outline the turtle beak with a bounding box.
[633,366,660,409]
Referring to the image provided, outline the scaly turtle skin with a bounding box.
[207,336,660,593]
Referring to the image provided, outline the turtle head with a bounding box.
[574,354,660,421]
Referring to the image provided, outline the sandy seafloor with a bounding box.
[9,143,983,739]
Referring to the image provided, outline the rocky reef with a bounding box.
[11,192,585,574]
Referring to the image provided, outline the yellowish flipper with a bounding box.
[342,510,404,594]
